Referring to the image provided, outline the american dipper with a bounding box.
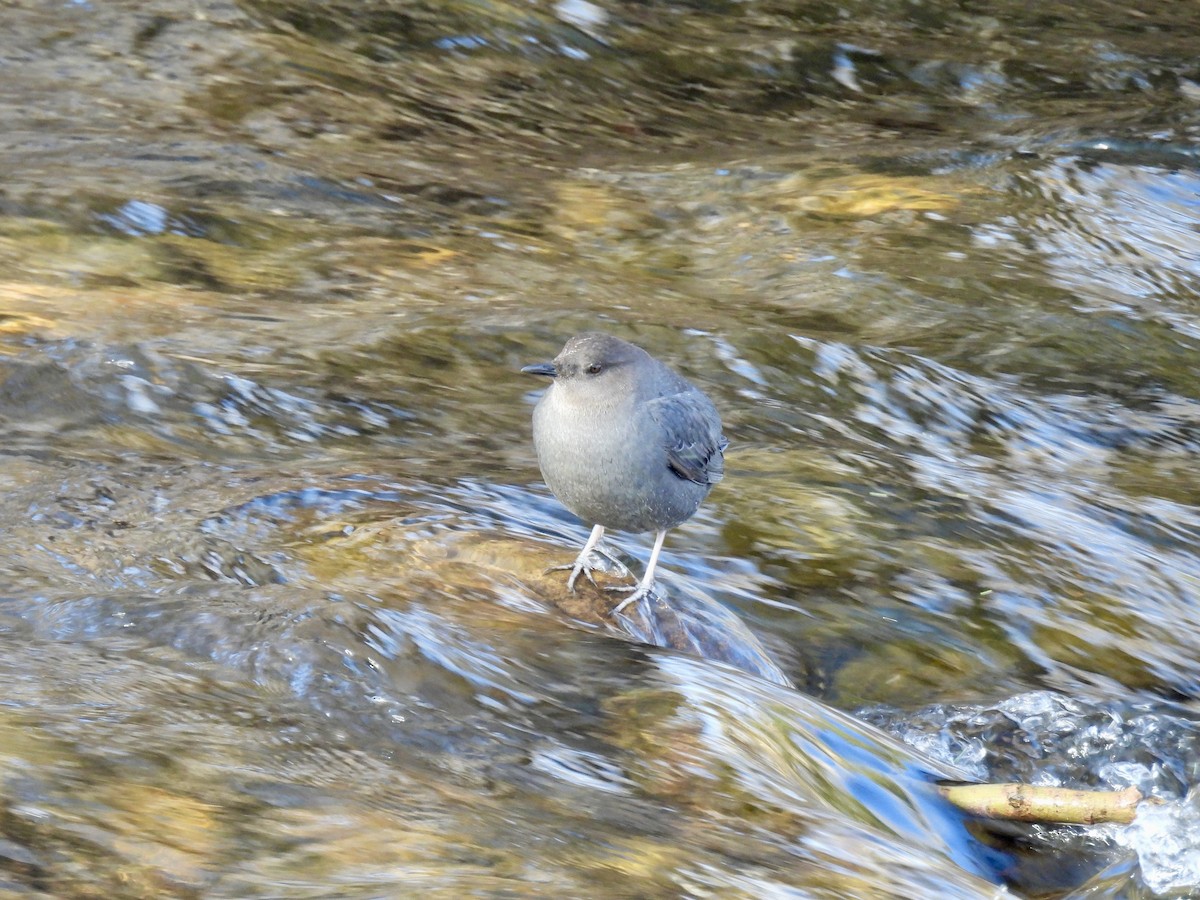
[521,332,728,615]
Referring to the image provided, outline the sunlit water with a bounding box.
[0,0,1198,896]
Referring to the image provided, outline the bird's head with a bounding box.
[521,332,647,402]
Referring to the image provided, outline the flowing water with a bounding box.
[1,0,1199,896]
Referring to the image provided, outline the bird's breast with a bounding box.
[531,389,708,533]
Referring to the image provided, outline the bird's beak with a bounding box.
[521,362,557,378]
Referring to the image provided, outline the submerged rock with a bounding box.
[377,526,793,688]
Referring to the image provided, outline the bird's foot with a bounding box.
[545,546,629,592]
[605,579,657,617]
[544,557,598,592]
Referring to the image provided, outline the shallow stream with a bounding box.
[1,0,1200,895]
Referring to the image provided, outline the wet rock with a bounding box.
[305,520,793,688]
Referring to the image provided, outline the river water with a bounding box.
[1,0,1199,896]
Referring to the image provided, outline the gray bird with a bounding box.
[521,332,728,615]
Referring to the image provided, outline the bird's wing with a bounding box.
[645,391,728,486]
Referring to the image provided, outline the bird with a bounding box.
[521,332,727,615]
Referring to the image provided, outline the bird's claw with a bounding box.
[546,543,633,593]
[544,561,598,592]
[605,582,655,617]
[566,563,598,592]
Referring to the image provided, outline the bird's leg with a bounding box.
[607,529,667,616]
[545,524,606,591]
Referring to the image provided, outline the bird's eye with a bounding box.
[586,363,603,375]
